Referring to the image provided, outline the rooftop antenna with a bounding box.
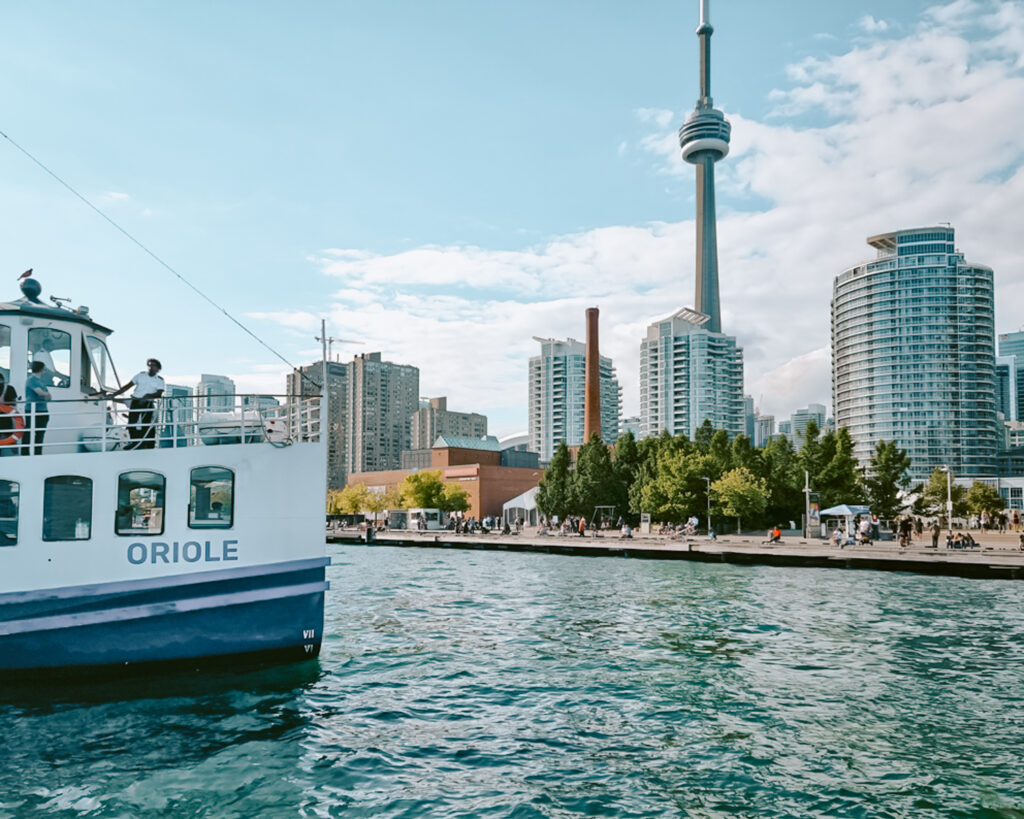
[314,333,362,360]
[49,295,72,308]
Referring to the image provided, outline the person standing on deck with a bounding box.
[109,358,165,450]
[24,361,51,455]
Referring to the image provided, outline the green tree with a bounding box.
[760,435,804,527]
[647,450,713,523]
[326,489,345,515]
[863,440,912,521]
[537,441,573,520]
[798,420,823,480]
[332,483,369,515]
[363,487,389,524]
[708,429,732,475]
[730,434,761,474]
[628,431,689,517]
[694,419,715,452]
[572,433,616,519]
[966,481,1004,523]
[816,427,863,509]
[381,486,403,512]
[712,466,768,533]
[919,467,968,525]
[440,482,470,514]
[611,432,641,524]
[398,470,447,509]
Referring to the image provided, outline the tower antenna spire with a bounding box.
[679,0,731,333]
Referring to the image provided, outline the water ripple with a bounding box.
[2,545,1024,817]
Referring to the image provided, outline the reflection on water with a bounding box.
[2,545,1023,817]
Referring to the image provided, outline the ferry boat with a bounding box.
[0,276,329,676]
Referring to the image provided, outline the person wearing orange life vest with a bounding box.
[0,384,25,456]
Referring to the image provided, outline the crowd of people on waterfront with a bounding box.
[826,512,1024,551]
[332,508,1024,553]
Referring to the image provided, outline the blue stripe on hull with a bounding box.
[0,590,325,673]
[0,558,329,674]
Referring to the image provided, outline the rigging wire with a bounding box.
[0,127,321,389]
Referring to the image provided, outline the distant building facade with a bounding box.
[620,416,643,440]
[348,437,543,520]
[754,414,775,448]
[196,373,236,412]
[998,331,1024,360]
[410,397,487,450]
[639,308,744,440]
[528,337,622,460]
[161,383,193,448]
[743,396,756,440]
[790,403,827,449]
[832,226,998,479]
[288,361,348,490]
[346,352,419,474]
[995,357,1015,423]
[241,394,281,411]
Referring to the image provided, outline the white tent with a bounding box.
[819,504,871,542]
[502,486,539,526]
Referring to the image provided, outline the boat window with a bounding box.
[116,471,166,536]
[83,336,120,393]
[0,480,18,546]
[189,467,234,529]
[0,324,10,385]
[28,328,72,390]
[43,476,92,541]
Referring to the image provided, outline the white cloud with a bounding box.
[747,348,832,419]
[859,15,889,33]
[635,107,675,129]
[260,0,1024,435]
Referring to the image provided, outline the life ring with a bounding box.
[0,403,25,447]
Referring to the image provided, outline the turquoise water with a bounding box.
[3,544,1024,817]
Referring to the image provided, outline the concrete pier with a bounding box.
[327,529,1024,580]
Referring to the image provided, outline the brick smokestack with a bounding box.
[584,307,601,442]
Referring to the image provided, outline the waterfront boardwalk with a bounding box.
[328,527,1024,580]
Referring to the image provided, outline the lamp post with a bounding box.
[941,465,953,546]
[803,470,810,539]
[702,476,711,537]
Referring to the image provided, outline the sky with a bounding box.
[1,0,1022,437]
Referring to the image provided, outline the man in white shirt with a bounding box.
[110,358,165,449]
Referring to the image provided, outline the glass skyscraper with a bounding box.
[831,226,998,480]
[528,337,621,461]
[639,308,744,440]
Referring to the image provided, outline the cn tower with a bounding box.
[678,0,731,334]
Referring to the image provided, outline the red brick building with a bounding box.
[347,436,542,520]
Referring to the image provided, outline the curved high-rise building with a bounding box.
[831,226,998,479]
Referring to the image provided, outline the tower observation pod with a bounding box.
[678,0,731,334]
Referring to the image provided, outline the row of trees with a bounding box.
[329,470,470,518]
[536,419,1008,530]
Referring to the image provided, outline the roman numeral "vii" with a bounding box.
[303,629,315,639]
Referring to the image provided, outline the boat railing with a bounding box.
[0,392,323,455]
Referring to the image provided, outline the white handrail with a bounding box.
[0,393,321,454]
